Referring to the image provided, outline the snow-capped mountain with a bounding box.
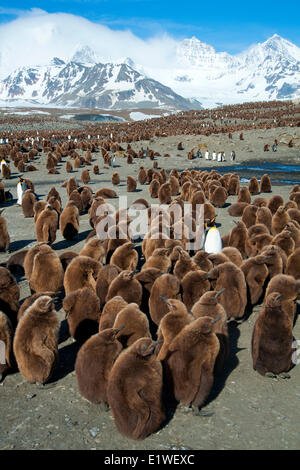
[149,34,300,107]
[0,56,202,110]
[0,35,299,109]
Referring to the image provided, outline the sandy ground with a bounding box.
[0,125,300,450]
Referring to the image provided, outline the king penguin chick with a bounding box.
[63,287,100,343]
[107,337,165,440]
[106,271,143,306]
[75,327,123,405]
[206,262,247,320]
[13,296,59,385]
[110,242,138,272]
[252,292,294,378]
[157,298,193,361]
[64,256,101,296]
[191,289,229,372]
[165,316,221,415]
[112,303,151,348]
[149,273,181,326]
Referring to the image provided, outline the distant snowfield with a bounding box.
[130,112,160,121]
[3,110,50,115]
[59,114,75,119]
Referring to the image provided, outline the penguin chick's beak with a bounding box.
[128,269,139,279]
[160,296,171,306]
[114,325,125,335]
[216,288,226,298]
[144,339,164,352]
[212,317,222,325]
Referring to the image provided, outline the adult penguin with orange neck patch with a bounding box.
[203,216,222,254]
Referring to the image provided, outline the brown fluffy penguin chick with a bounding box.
[267,194,284,215]
[64,256,101,296]
[59,251,78,271]
[127,176,137,192]
[252,196,268,208]
[134,268,162,294]
[265,274,300,322]
[95,265,120,308]
[75,327,123,404]
[0,210,10,252]
[158,182,172,204]
[228,220,248,258]
[181,270,210,311]
[241,205,258,228]
[168,175,180,196]
[193,251,213,272]
[247,233,273,257]
[106,270,143,306]
[94,188,117,199]
[237,187,251,204]
[13,296,59,385]
[248,177,260,195]
[138,167,147,185]
[228,202,248,218]
[5,249,28,276]
[252,292,293,377]
[33,201,48,223]
[0,267,20,324]
[29,248,64,294]
[35,205,58,244]
[0,312,13,380]
[66,161,73,173]
[113,303,151,348]
[149,179,160,198]
[111,173,120,185]
[287,208,300,226]
[208,252,230,267]
[241,254,270,305]
[157,299,193,361]
[259,245,284,278]
[285,221,300,248]
[99,296,128,331]
[210,186,227,208]
[63,287,100,342]
[173,246,200,281]
[221,247,243,267]
[286,247,300,279]
[191,289,229,372]
[21,189,36,218]
[166,316,220,413]
[81,169,90,185]
[271,230,295,257]
[107,337,165,440]
[255,206,272,232]
[271,206,290,236]
[260,174,272,193]
[59,201,79,240]
[149,273,181,326]
[17,292,56,322]
[110,242,138,272]
[206,262,247,320]
[142,248,171,273]
[79,238,106,263]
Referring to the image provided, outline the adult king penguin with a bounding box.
[17,177,28,206]
[203,217,222,254]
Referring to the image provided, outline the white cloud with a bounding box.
[0,10,179,78]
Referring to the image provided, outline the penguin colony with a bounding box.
[0,119,299,442]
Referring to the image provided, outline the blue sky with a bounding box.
[0,1,299,53]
